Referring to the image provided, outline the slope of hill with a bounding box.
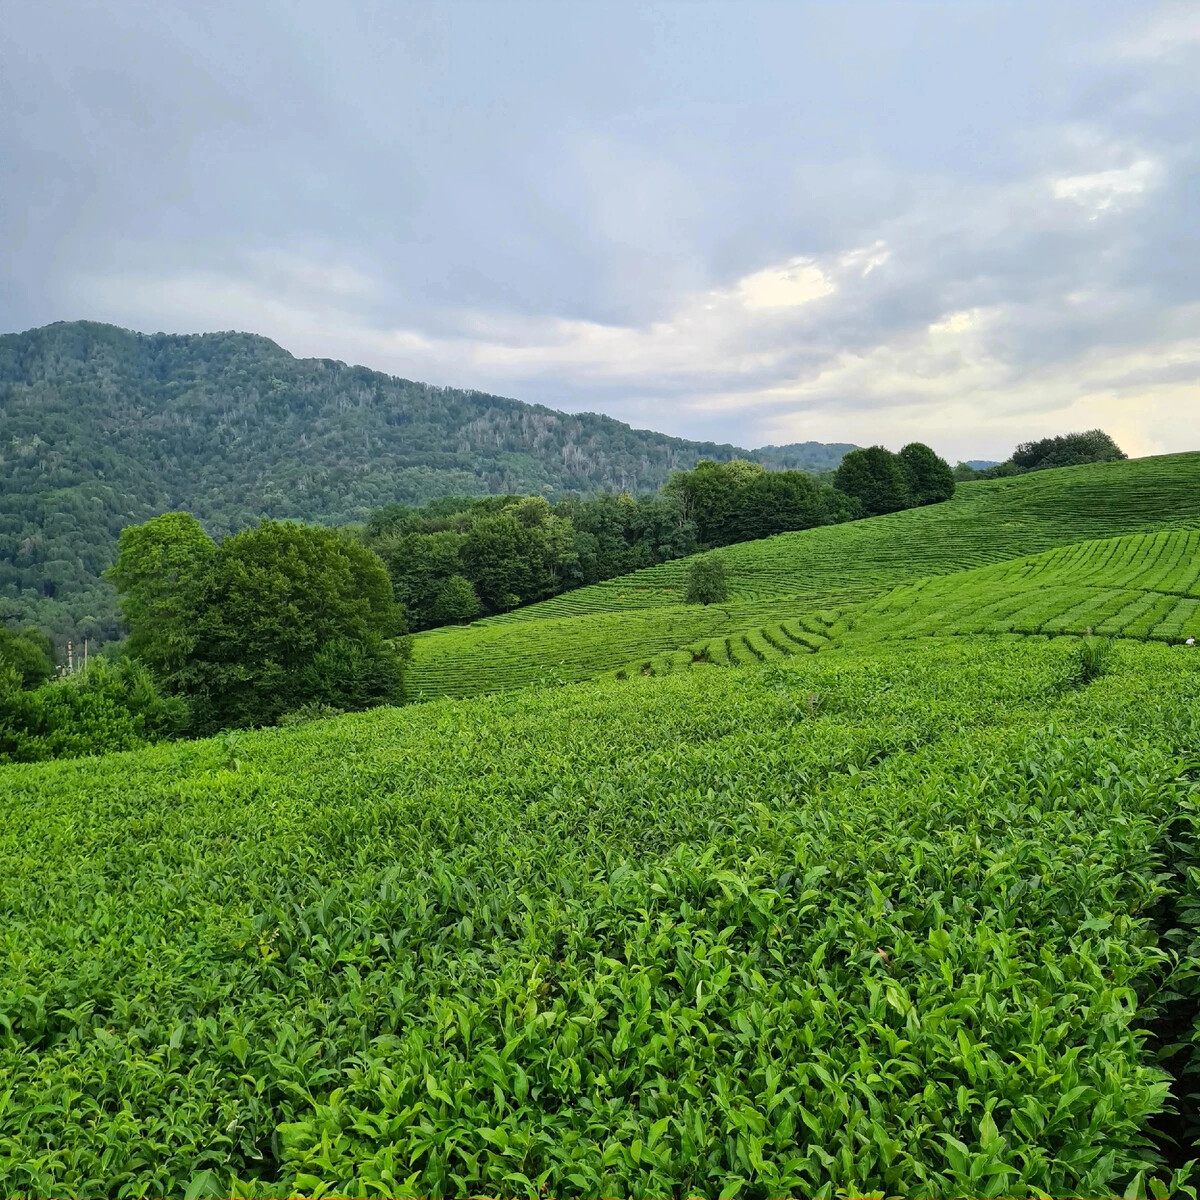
[0,320,854,641]
[849,527,1200,644]
[4,636,1199,1196]
[407,452,1200,698]
[617,527,1200,680]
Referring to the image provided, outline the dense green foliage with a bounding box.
[0,321,853,643]
[0,656,186,764]
[108,515,407,733]
[0,624,54,689]
[1012,429,1128,471]
[956,429,1127,481]
[662,458,860,545]
[833,446,915,516]
[408,453,1200,700]
[685,555,729,605]
[3,639,1200,1197]
[897,442,957,506]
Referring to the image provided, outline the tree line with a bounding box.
[363,442,956,631]
[954,429,1127,480]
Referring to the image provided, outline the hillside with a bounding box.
[4,636,1199,1195]
[612,527,1200,680]
[0,320,855,642]
[850,528,1200,645]
[408,451,1200,698]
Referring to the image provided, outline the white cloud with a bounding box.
[1051,158,1159,215]
[735,258,835,309]
[1110,4,1200,60]
[928,309,981,335]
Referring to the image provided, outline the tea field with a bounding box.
[3,637,1200,1198]
[619,528,1200,680]
[408,453,1200,699]
[845,529,1200,646]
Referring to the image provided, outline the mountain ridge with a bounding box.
[0,320,856,641]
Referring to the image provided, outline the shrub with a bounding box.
[1073,630,1115,684]
[0,657,187,764]
[278,703,346,727]
[0,625,54,689]
[685,555,728,605]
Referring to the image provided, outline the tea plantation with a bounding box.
[846,529,1200,646]
[4,636,1200,1198]
[408,453,1200,699]
[618,528,1200,680]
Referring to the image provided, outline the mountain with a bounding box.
[0,320,856,642]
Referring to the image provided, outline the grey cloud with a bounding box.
[1,0,1196,462]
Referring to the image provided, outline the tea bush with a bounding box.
[3,638,1200,1197]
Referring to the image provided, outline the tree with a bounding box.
[182,521,405,731]
[428,575,481,625]
[105,513,215,676]
[833,447,911,517]
[897,443,956,506]
[665,459,767,546]
[111,517,408,732]
[374,529,466,630]
[0,625,54,689]
[734,471,825,541]
[1011,430,1126,471]
[685,556,729,605]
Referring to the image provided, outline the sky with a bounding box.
[2,1,1198,462]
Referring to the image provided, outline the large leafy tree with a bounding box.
[833,447,911,517]
[897,442,956,506]
[104,512,215,676]
[665,459,767,546]
[734,470,825,541]
[109,517,407,732]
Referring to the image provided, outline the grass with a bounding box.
[409,453,1200,699]
[4,637,1200,1197]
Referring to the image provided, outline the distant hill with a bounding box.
[0,320,855,641]
[740,441,857,473]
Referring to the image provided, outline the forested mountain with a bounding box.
[0,321,855,642]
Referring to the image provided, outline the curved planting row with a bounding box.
[848,529,1200,647]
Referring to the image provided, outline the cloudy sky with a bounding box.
[2,1,1197,460]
